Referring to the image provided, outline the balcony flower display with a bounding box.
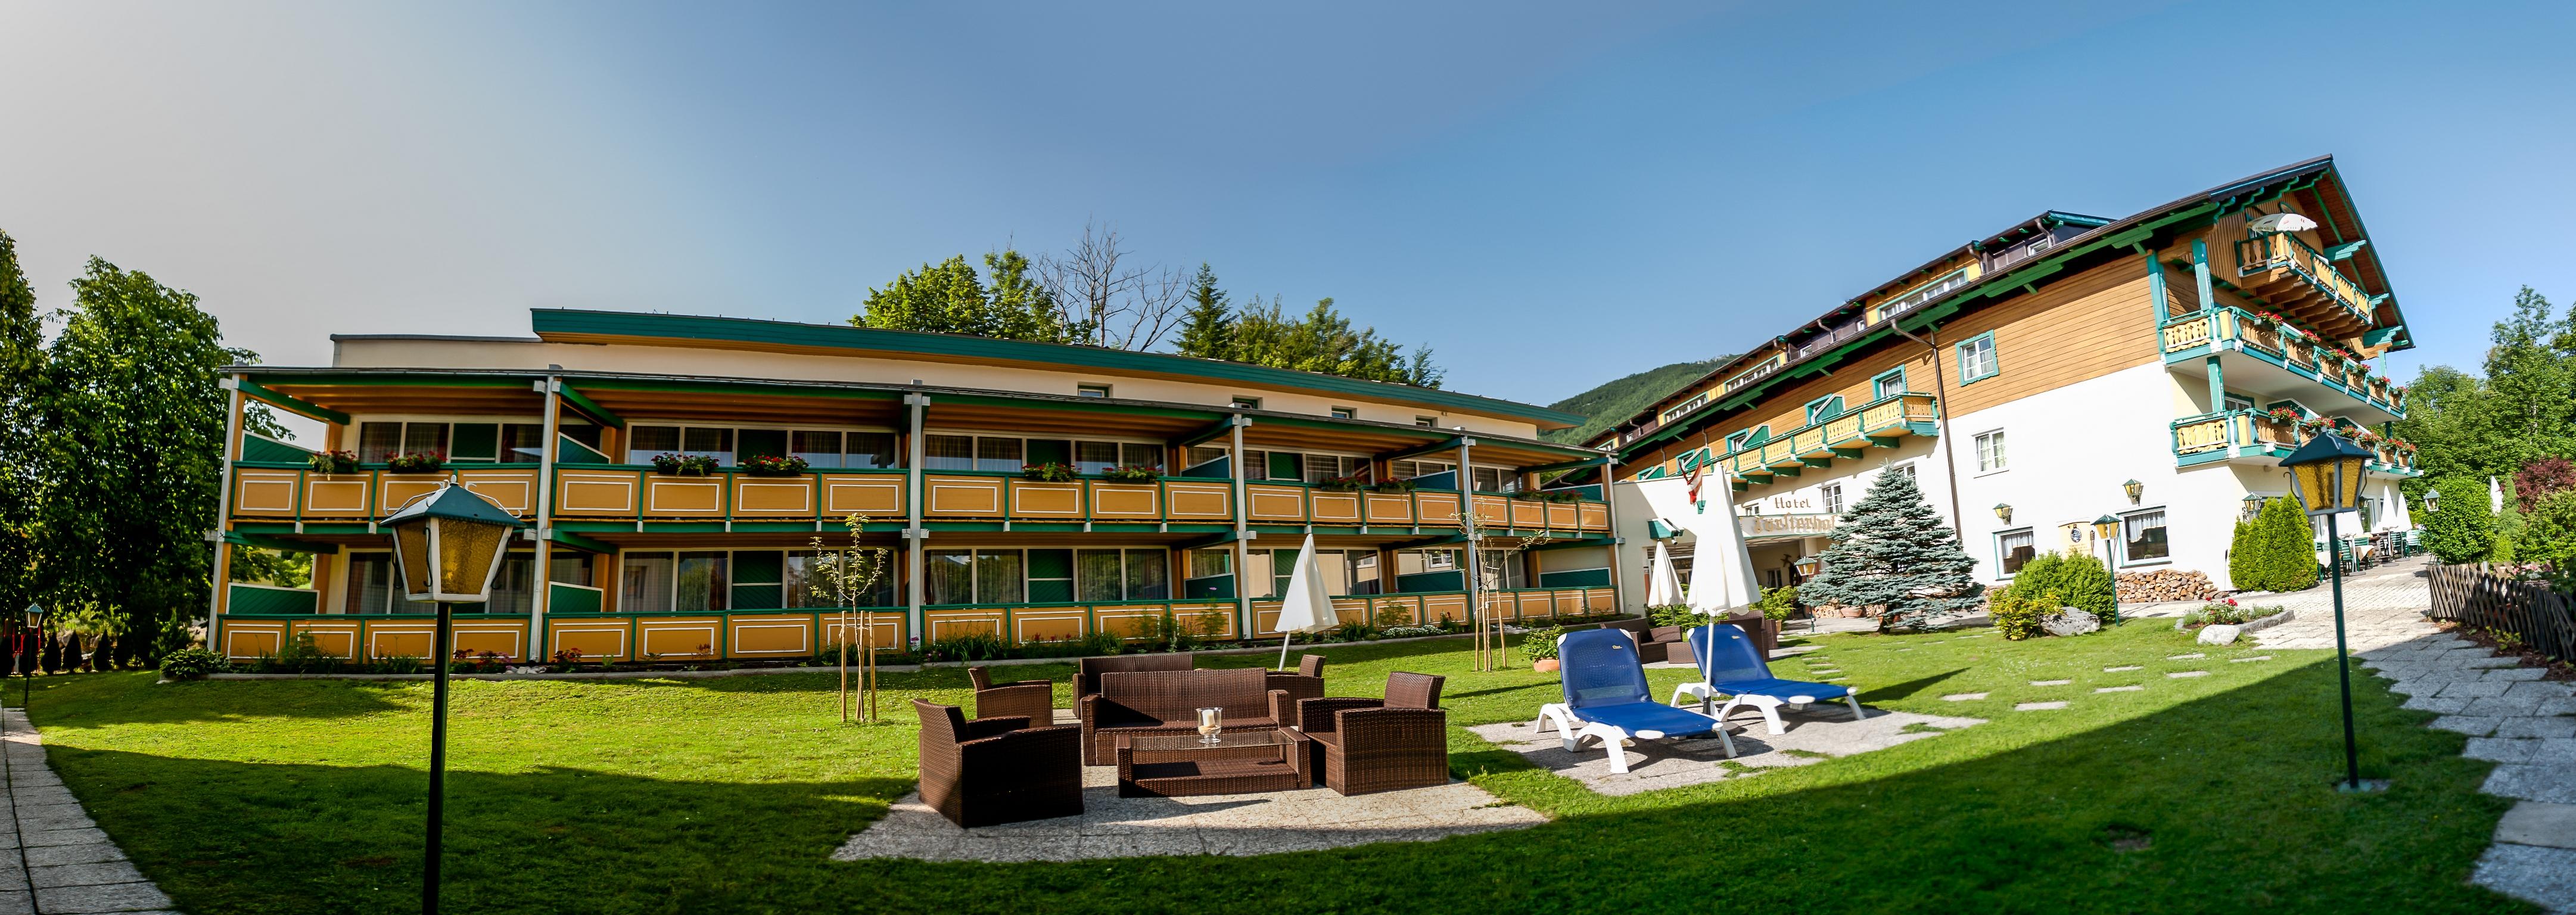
[2265,407,2303,424]
[385,451,445,474]
[1368,478,1418,493]
[1314,475,1368,491]
[1099,464,1161,484]
[739,455,810,477]
[1019,462,1078,483]
[2352,429,2382,445]
[650,453,720,477]
[307,449,360,475]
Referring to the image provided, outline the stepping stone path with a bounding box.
[0,708,177,914]
[2256,555,2576,912]
[2167,671,2210,679]
[2095,686,2143,693]
[2015,702,2068,711]
[2230,656,2275,663]
[2029,680,2071,687]
[2105,665,2142,672]
[1940,693,1987,702]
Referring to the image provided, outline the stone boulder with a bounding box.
[2197,624,2243,646]
[2041,608,2101,637]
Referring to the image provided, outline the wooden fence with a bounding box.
[2426,564,2576,662]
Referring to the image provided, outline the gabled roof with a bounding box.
[1604,155,2412,456]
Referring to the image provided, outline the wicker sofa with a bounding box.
[969,665,1057,725]
[1281,672,1449,795]
[911,699,1082,827]
[1075,653,1196,714]
[1079,668,1280,765]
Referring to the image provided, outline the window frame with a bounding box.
[1075,383,1112,399]
[2114,506,2172,567]
[1871,367,1908,400]
[1328,406,1357,420]
[1972,428,2008,475]
[1803,396,1846,425]
[1229,396,1262,410]
[624,421,901,468]
[1955,332,2001,384]
[1994,527,2037,578]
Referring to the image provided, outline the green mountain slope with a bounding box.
[1542,356,1735,444]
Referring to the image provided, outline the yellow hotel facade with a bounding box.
[207,310,1620,664]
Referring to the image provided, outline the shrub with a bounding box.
[1371,603,1415,633]
[1999,552,2113,618]
[2515,458,2576,512]
[1990,588,2051,641]
[307,449,359,474]
[158,647,228,680]
[1314,475,1368,492]
[2515,490,2576,573]
[920,633,1007,663]
[254,632,339,674]
[1753,586,1800,623]
[385,451,444,474]
[2423,475,2497,564]
[1368,478,1418,493]
[738,455,809,477]
[1379,623,1444,638]
[1019,462,1078,482]
[2233,497,2318,592]
[368,656,425,675]
[2179,599,2288,628]
[1522,625,1565,661]
[1647,603,1697,627]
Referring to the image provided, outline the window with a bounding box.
[975,437,1022,472]
[1477,549,1526,590]
[1804,396,1845,425]
[1230,396,1261,410]
[1724,430,1753,453]
[2224,393,2254,413]
[1415,416,1437,428]
[1996,528,2036,576]
[1955,332,1999,384]
[925,550,974,605]
[615,550,729,613]
[1974,430,2007,473]
[1872,368,1908,400]
[1077,549,1168,601]
[2118,509,2170,564]
[628,425,897,468]
[1821,483,1844,516]
[1076,384,1112,398]
[354,422,548,464]
[345,554,396,614]
[923,435,975,471]
[1329,406,1357,420]
[780,550,894,608]
[1887,463,1916,480]
[1471,466,1519,493]
[928,434,1158,474]
[1661,392,1710,424]
[347,552,535,614]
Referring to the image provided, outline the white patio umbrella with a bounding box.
[2491,477,2505,514]
[1644,541,1682,606]
[2247,212,2320,234]
[1271,533,1336,669]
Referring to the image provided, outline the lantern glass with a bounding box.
[2336,457,2369,511]
[21,605,38,629]
[2092,515,2118,541]
[393,524,434,597]
[2123,480,2144,503]
[1993,503,2012,522]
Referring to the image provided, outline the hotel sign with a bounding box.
[1740,513,1839,540]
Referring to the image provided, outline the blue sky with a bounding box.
[3,0,2571,411]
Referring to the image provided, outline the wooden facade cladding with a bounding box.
[232,467,545,521]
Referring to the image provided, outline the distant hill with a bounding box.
[1542,356,1735,445]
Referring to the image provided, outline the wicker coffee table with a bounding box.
[1114,730,1306,797]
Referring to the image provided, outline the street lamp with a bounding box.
[2242,493,2266,521]
[2282,431,2379,793]
[2423,487,2440,514]
[15,604,38,734]
[2092,515,2120,623]
[381,483,524,915]
[2123,480,2145,505]
[1993,503,2013,523]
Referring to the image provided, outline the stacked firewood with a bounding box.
[2115,569,2218,603]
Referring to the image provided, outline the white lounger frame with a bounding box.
[1534,702,1734,773]
[1669,682,1866,735]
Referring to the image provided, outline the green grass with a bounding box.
[17,621,2535,914]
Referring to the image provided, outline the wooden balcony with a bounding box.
[2169,409,2419,475]
[228,464,543,524]
[2157,306,2406,420]
[2233,232,2375,334]
[1717,392,1940,491]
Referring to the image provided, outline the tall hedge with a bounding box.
[2232,497,2319,592]
[2422,475,2497,564]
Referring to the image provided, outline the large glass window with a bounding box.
[1956,333,2000,382]
[626,425,894,467]
[1076,441,1121,475]
[925,435,975,471]
[1121,443,1162,470]
[674,552,727,612]
[549,555,592,587]
[1077,549,1125,602]
[1975,430,2007,473]
[359,421,542,463]
[925,550,974,605]
[785,550,895,607]
[618,551,726,612]
[975,550,1025,604]
[2120,509,2170,564]
[792,431,844,468]
[1997,529,2036,576]
[346,554,396,614]
[621,552,674,614]
[403,423,450,458]
[975,437,1023,472]
[846,432,898,469]
[500,424,547,463]
[1124,548,1169,599]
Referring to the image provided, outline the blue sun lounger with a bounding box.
[1535,628,1733,772]
[1669,623,1865,735]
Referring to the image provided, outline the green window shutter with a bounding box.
[732,550,783,584]
[1026,549,1074,603]
[450,424,500,461]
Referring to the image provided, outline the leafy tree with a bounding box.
[2422,474,2497,564]
[228,546,312,588]
[37,257,271,665]
[1172,263,1234,360]
[0,231,41,664]
[2513,457,2576,512]
[853,251,1077,343]
[1231,297,1441,387]
[1800,468,1982,631]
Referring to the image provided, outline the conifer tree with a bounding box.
[1172,263,1234,360]
[1800,468,1983,631]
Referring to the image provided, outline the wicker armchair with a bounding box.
[1264,653,1327,715]
[968,665,1056,725]
[1079,668,1278,765]
[911,699,1082,827]
[1295,672,1449,796]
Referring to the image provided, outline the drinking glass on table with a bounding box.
[1196,707,1222,744]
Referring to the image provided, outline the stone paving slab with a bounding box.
[833,762,1545,863]
[1465,705,1981,798]
[0,709,170,913]
[2496,802,2576,851]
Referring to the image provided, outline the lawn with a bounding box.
[17,621,2535,914]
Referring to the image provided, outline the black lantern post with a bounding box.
[2281,431,2379,792]
[2092,515,2121,623]
[381,484,524,914]
[17,604,38,733]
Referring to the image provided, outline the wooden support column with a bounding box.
[530,377,564,659]
[1456,437,1480,639]
[2194,239,2225,410]
[206,376,248,648]
[903,391,929,648]
[2144,248,2171,323]
[1228,415,1252,637]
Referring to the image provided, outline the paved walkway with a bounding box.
[2246,559,2576,914]
[0,709,176,914]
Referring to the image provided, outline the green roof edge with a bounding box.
[527,309,1585,428]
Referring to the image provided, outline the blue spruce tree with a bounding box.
[1799,468,1984,632]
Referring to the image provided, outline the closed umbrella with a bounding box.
[1644,541,1681,607]
[2491,477,2505,514]
[1271,534,1336,669]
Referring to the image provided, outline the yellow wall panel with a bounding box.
[1008,481,1083,518]
[1090,484,1159,519]
[644,478,725,516]
[1311,493,1361,524]
[925,477,1003,516]
[556,472,637,516]
[823,477,905,516]
[732,479,816,515]
[1247,486,1307,522]
[1165,483,1231,519]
